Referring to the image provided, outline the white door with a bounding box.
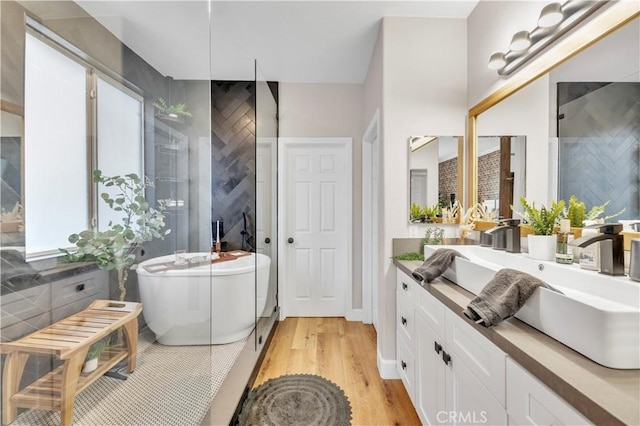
[281,138,351,317]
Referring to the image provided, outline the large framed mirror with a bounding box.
[1,100,24,247]
[408,135,463,222]
[467,5,639,223]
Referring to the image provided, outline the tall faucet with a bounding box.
[484,219,521,253]
[570,223,624,276]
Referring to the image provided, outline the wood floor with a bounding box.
[253,317,421,425]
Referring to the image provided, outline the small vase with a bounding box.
[82,357,98,373]
[527,235,556,261]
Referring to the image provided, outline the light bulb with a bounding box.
[538,3,563,28]
[488,52,506,70]
[510,31,531,51]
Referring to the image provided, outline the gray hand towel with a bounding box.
[463,268,562,327]
[412,248,468,283]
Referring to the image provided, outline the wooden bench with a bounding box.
[1,300,142,426]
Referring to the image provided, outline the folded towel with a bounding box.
[463,268,562,327]
[412,248,468,283]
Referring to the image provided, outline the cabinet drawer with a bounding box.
[1,284,51,329]
[445,309,506,406]
[397,292,415,342]
[397,270,417,298]
[506,359,591,425]
[397,332,415,401]
[417,285,446,339]
[51,270,108,309]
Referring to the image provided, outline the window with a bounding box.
[23,29,143,259]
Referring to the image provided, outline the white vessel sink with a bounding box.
[423,244,640,369]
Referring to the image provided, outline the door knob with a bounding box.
[288,237,294,244]
[434,341,442,354]
[265,237,271,244]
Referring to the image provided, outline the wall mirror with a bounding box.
[468,8,639,224]
[408,135,463,222]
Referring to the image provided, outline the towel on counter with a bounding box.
[463,268,562,327]
[412,248,468,283]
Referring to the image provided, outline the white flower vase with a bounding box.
[527,235,557,261]
[82,357,98,373]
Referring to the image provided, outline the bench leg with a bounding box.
[122,318,138,373]
[2,352,29,426]
[59,351,84,426]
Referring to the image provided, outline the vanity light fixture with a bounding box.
[509,31,532,51]
[538,2,564,28]
[488,0,608,76]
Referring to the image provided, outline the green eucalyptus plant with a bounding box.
[516,197,565,236]
[60,170,170,301]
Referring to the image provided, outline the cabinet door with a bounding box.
[445,310,506,406]
[506,359,592,425]
[416,312,447,426]
[446,350,507,426]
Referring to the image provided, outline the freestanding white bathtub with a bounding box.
[136,252,270,345]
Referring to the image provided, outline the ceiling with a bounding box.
[75,1,479,83]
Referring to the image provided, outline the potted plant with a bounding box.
[422,204,440,223]
[563,195,625,233]
[153,97,192,123]
[410,203,423,222]
[83,340,109,373]
[516,197,565,260]
[61,170,170,302]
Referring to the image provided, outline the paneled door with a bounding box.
[281,138,351,317]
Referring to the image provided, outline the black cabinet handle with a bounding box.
[401,360,407,370]
[288,237,294,244]
[402,282,408,291]
[265,238,271,244]
[442,351,451,366]
[401,316,407,326]
[76,283,85,292]
[434,341,442,354]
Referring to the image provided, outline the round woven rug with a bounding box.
[238,374,352,426]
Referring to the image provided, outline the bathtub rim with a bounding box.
[136,252,270,277]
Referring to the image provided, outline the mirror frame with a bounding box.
[466,4,639,208]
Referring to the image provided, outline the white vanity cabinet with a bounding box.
[396,269,507,426]
[506,358,592,426]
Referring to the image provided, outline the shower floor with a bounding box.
[10,330,246,426]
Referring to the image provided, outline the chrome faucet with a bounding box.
[570,223,624,276]
[484,219,521,253]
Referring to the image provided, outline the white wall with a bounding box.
[409,140,439,208]
[279,83,364,309]
[378,16,467,372]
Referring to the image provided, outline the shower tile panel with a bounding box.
[558,82,639,220]
[211,81,258,251]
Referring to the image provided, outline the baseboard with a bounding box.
[377,348,400,379]
[345,308,363,322]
